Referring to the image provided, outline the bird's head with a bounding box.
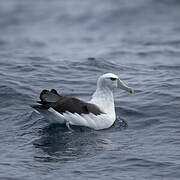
[97,73,134,94]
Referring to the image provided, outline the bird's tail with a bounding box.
[29,104,65,124]
[29,104,48,110]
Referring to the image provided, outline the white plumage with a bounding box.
[31,73,134,130]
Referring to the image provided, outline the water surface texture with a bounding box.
[0,0,180,179]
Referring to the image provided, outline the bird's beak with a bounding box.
[117,79,134,94]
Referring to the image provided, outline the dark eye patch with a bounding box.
[110,77,116,81]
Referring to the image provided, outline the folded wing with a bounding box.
[33,89,104,116]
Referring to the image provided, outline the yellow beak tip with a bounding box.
[130,88,134,94]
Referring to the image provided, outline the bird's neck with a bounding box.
[92,86,113,101]
[90,86,115,115]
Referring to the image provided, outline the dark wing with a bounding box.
[85,103,104,115]
[51,96,104,115]
[36,89,104,115]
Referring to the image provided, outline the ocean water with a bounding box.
[0,0,180,179]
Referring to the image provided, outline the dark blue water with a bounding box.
[0,0,180,179]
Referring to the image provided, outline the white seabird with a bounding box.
[30,73,134,130]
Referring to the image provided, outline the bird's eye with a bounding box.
[110,77,116,81]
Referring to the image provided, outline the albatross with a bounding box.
[30,73,134,130]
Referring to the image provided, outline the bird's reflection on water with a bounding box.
[33,118,127,162]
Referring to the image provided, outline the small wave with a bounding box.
[151,64,180,71]
[116,106,147,118]
[68,57,122,72]
[0,85,31,102]
[125,157,174,168]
